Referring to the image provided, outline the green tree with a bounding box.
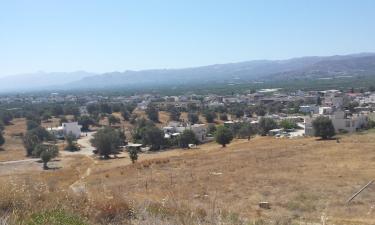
[146,104,159,122]
[169,107,181,121]
[142,126,164,150]
[78,115,95,131]
[91,127,121,159]
[31,126,54,142]
[188,113,199,124]
[27,120,40,130]
[203,110,216,123]
[39,145,59,170]
[312,116,335,140]
[179,129,198,148]
[258,118,278,136]
[23,132,41,156]
[128,148,138,164]
[121,109,131,121]
[215,125,233,147]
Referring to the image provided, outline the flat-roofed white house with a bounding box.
[163,122,207,142]
[305,111,369,136]
[48,122,82,139]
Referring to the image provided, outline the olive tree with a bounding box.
[215,125,233,147]
[91,126,121,159]
[312,116,335,140]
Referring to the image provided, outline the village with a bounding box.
[2,87,374,143]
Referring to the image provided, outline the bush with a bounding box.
[27,209,88,225]
[64,134,79,151]
[280,119,298,130]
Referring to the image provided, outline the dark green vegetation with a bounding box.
[215,125,234,147]
[312,116,336,140]
[90,127,122,158]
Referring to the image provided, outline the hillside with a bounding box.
[65,53,375,90]
[2,131,375,224]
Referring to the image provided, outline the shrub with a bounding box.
[27,209,88,225]
[280,119,298,130]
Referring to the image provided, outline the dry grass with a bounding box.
[2,130,375,224]
[0,118,27,162]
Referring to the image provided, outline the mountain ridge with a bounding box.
[1,53,375,92]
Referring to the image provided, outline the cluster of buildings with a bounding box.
[3,88,375,141]
[302,90,372,135]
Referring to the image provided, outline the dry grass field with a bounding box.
[1,123,375,224]
[0,118,27,161]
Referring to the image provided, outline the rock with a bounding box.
[259,201,270,209]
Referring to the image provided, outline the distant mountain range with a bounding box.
[0,71,96,92]
[1,53,375,92]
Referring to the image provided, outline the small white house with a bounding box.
[162,123,207,142]
[304,111,369,136]
[48,122,82,139]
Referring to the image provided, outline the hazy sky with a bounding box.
[1,0,375,77]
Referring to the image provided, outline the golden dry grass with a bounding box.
[0,118,27,161]
[82,133,375,224]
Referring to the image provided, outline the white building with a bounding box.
[305,111,369,136]
[163,122,207,142]
[48,122,82,139]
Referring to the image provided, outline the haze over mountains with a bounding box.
[1,53,375,92]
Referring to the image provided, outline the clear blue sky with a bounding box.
[1,0,375,76]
